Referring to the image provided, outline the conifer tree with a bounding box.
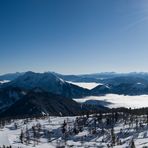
[130,139,136,148]
[111,127,115,146]
[20,129,24,144]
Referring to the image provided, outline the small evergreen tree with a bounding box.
[111,127,115,146]
[130,139,136,148]
[20,129,24,143]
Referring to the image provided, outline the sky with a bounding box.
[1,0,148,74]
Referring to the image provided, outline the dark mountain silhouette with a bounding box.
[0,89,82,118]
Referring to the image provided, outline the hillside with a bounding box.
[0,89,82,118]
[3,71,90,98]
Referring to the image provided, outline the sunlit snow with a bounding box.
[67,81,101,89]
[0,116,148,147]
[0,80,10,84]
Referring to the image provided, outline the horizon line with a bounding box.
[1,70,148,76]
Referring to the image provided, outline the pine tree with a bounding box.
[130,139,136,148]
[20,129,24,144]
[62,120,67,134]
[36,123,41,144]
[14,122,17,129]
[146,112,148,125]
[25,126,30,145]
[32,125,36,146]
[115,112,118,122]
[111,127,115,146]
[47,130,51,142]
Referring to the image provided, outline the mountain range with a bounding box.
[1,71,148,118]
[2,71,89,98]
[2,71,148,95]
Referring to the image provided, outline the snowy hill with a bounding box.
[3,71,90,98]
[1,112,148,148]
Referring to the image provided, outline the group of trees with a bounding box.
[1,107,148,147]
[59,108,148,147]
[0,146,12,148]
[17,109,148,147]
[19,122,47,146]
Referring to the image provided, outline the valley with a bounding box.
[0,72,148,147]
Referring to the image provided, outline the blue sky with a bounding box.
[1,0,148,74]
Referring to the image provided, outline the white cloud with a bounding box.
[74,94,148,109]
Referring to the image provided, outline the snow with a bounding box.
[0,80,10,84]
[59,78,65,83]
[137,82,142,85]
[0,132,10,146]
[1,116,148,147]
[74,94,148,109]
[67,81,102,89]
[0,117,76,148]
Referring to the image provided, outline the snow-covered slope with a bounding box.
[67,81,101,90]
[0,80,10,84]
[1,115,148,148]
[0,132,10,146]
